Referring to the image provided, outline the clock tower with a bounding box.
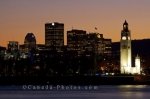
[120,20,132,74]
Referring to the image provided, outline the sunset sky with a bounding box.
[0,0,150,47]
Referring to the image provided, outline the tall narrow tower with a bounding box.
[120,20,132,74]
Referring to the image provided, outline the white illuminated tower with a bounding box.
[120,20,132,74]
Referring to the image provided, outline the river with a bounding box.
[0,85,150,99]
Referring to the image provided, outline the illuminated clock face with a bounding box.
[122,36,126,40]
[124,25,127,29]
[124,25,126,27]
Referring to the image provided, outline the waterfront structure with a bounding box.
[24,33,36,52]
[120,20,141,74]
[45,22,64,51]
[120,20,132,74]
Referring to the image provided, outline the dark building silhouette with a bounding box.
[24,33,36,52]
[45,22,64,51]
[103,39,112,57]
[67,29,112,74]
[36,44,46,51]
[67,29,86,54]
[0,22,114,77]
[67,29,111,56]
[7,41,19,53]
[0,46,6,51]
[86,33,104,55]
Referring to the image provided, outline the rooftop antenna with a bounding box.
[72,26,74,30]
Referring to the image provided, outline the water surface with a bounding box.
[0,85,149,99]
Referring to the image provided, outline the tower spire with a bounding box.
[123,20,128,31]
[124,20,128,25]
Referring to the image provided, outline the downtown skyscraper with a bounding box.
[45,22,64,51]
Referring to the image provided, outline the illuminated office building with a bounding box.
[45,22,64,51]
[67,29,86,54]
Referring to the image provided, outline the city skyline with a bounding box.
[1,0,150,47]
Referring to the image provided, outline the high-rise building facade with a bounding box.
[7,41,19,53]
[120,20,132,74]
[103,39,112,56]
[45,22,64,50]
[67,29,111,56]
[86,33,104,55]
[24,33,36,52]
[67,29,86,54]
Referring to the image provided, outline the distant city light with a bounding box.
[52,23,55,26]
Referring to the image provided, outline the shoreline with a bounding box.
[0,75,149,85]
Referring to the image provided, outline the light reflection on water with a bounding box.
[0,85,150,99]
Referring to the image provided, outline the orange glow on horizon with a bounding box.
[1,0,150,47]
